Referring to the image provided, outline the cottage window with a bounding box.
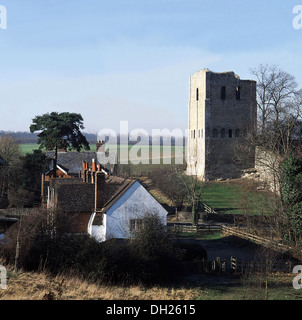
[221,129,226,138]
[130,219,144,233]
[229,129,233,138]
[221,86,226,100]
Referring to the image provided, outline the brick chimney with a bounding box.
[92,158,97,171]
[95,172,106,212]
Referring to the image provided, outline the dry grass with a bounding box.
[0,268,198,300]
[1,267,301,300]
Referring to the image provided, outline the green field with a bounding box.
[20,143,185,158]
[19,143,186,176]
[20,143,42,154]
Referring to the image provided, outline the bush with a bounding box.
[174,242,207,262]
[0,210,207,286]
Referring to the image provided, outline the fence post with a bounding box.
[221,259,226,274]
[14,240,20,272]
[231,256,237,273]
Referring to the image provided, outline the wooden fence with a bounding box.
[221,225,293,252]
[199,256,294,274]
[203,204,218,214]
[170,223,222,234]
[170,223,294,254]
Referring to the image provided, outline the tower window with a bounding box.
[221,86,226,100]
[236,86,241,100]
[235,129,240,138]
[221,129,225,138]
[213,129,218,138]
[229,129,233,138]
[196,88,199,101]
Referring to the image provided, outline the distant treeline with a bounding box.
[0,130,186,146]
[0,131,98,144]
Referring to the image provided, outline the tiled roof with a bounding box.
[52,175,136,213]
[46,151,117,174]
[100,179,137,213]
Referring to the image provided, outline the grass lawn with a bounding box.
[200,180,268,215]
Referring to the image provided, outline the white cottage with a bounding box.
[43,160,168,240]
[88,179,167,242]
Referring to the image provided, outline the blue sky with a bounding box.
[0,0,302,134]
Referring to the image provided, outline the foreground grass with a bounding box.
[1,267,301,300]
[0,268,198,300]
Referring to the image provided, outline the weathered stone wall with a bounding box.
[254,147,281,193]
[187,69,257,180]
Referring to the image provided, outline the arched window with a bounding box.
[229,129,233,138]
[235,129,240,138]
[221,86,226,100]
[213,129,218,138]
[236,86,241,100]
[196,88,199,101]
[221,128,225,138]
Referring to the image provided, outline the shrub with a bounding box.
[1,210,207,286]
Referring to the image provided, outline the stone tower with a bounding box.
[186,69,257,180]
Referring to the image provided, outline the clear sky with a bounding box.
[0,0,301,134]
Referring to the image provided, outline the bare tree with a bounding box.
[251,64,302,155]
